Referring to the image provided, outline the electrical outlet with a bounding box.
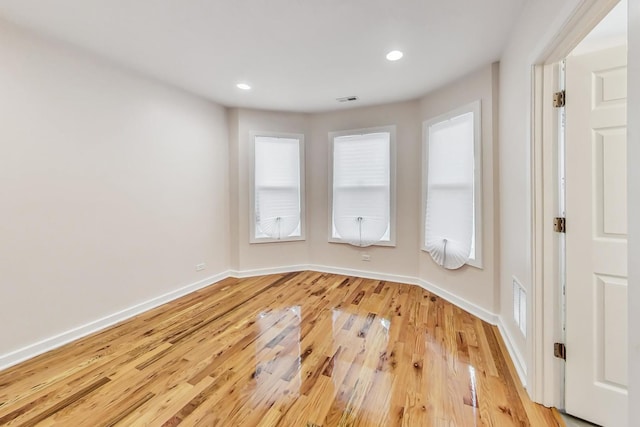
[196,263,205,271]
[361,253,371,262]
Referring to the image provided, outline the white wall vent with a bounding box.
[512,277,526,336]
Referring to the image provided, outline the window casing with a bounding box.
[329,126,396,247]
[250,132,305,243]
[421,101,482,268]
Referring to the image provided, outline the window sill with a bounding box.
[250,236,306,244]
[329,238,396,248]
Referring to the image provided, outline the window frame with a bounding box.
[328,125,397,247]
[249,131,306,244]
[421,101,483,268]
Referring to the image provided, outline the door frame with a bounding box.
[530,0,621,408]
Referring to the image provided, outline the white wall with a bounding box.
[498,0,581,376]
[628,0,639,418]
[0,20,230,358]
[418,63,500,315]
[228,108,311,272]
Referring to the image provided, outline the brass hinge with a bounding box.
[554,342,566,360]
[554,217,566,233]
[553,90,566,108]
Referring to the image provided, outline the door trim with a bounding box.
[530,0,620,407]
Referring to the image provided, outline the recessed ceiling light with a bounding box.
[386,50,403,61]
[236,83,251,90]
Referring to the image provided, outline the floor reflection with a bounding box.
[241,276,510,426]
[468,365,479,426]
[251,305,395,423]
[328,308,392,425]
[253,306,301,406]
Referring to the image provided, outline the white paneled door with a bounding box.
[565,45,628,427]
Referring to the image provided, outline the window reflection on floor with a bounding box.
[251,305,394,422]
[253,306,301,405]
[328,308,392,424]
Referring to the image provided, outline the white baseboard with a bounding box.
[0,271,231,372]
[0,265,528,393]
[230,264,420,286]
[309,264,420,286]
[497,316,528,388]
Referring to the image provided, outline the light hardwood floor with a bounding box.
[0,272,564,426]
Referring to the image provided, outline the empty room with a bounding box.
[0,0,638,426]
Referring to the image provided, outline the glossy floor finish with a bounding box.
[0,272,564,426]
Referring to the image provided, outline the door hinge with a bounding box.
[554,217,566,233]
[553,90,566,108]
[554,342,567,360]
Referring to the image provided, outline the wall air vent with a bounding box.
[512,277,526,336]
[336,96,358,103]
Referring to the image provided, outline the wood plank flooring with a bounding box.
[0,272,564,426]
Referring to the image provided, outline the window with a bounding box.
[250,132,305,243]
[329,126,395,247]
[422,101,482,268]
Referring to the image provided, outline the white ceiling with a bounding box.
[0,0,526,112]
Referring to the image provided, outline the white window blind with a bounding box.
[332,132,391,247]
[423,102,481,269]
[253,135,302,241]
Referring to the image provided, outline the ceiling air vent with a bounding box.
[336,96,358,103]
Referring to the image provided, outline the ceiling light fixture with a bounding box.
[236,83,251,90]
[386,50,403,61]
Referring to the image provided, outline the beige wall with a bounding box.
[418,64,500,314]
[10,7,626,399]
[229,101,423,279]
[228,108,311,272]
[231,65,500,310]
[308,101,421,277]
[4,3,637,403]
[228,109,240,271]
[0,20,498,366]
[0,21,230,356]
